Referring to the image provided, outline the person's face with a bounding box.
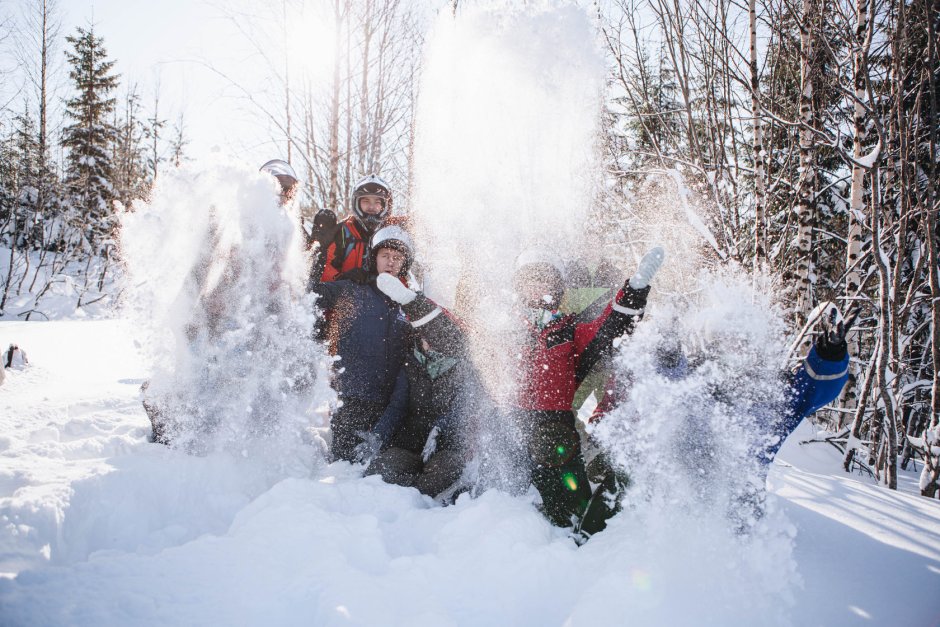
[276,176,298,205]
[359,195,385,216]
[515,264,561,308]
[375,247,405,276]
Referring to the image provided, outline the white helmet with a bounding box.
[367,225,413,277]
[260,159,299,194]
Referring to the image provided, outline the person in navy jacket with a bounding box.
[308,225,413,462]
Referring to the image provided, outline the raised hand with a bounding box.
[376,272,417,305]
[617,246,665,312]
[816,305,859,360]
[628,246,665,290]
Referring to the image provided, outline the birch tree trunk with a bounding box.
[869,169,898,489]
[920,0,940,497]
[327,0,344,212]
[840,0,873,427]
[793,0,818,320]
[749,0,766,264]
[358,0,374,175]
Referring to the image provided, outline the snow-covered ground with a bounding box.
[0,318,937,626]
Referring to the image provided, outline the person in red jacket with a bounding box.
[503,247,664,538]
[311,174,408,282]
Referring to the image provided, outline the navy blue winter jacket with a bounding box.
[308,274,412,407]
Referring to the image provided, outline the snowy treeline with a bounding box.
[0,2,186,319]
[591,0,940,496]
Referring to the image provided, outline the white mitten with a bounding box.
[628,246,665,290]
[422,426,441,463]
[376,272,417,305]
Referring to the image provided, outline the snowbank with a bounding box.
[1,318,938,626]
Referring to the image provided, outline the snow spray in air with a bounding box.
[412,0,605,313]
[412,1,798,621]
[410,0,606,486]
[571,268,800,624]
[120,164,334,469]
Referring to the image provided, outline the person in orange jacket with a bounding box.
[310,174,407,282]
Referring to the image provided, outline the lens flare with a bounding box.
[562,472,579,492]
[631,568,652,592]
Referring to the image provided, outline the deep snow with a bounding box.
[0,317,938,626]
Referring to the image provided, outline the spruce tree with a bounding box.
[111,86,150,208]
[61,25,119,255]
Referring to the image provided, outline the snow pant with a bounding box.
[331,398,386,462]
[366,446,467,498]
[578,452,630,538]
[517,410,595,530]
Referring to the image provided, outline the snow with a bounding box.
[1,317,938,625]
[856,141,882,170]
[411,0,605,309]
[0,246,117,322]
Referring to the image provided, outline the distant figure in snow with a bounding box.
[307,225,413,462]
[3,344,29,369]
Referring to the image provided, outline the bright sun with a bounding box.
[285,2,337,84]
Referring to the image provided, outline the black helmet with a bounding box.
[260,159,299,197]
[366,225,413,278]
[351,174,392,230]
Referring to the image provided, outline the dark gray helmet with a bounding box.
[351,174,392,230]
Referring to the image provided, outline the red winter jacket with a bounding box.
[515,289,638,412]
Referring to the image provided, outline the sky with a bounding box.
[57,0,297,164]
[2,0,441,166]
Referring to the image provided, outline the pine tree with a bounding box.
[61,25,120,256]
[111,85,149,207]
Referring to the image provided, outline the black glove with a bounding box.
[402,293,439,321]
[815,306,859,361]
[311,209,339,248]
[313,208,337,233]
[616,284,651,312]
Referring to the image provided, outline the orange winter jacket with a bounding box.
[319,215,409,282]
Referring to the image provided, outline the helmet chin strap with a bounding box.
[361,213,385,231]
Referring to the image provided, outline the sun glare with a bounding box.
[286,3,337,83]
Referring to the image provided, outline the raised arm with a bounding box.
[574,247,665,384]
